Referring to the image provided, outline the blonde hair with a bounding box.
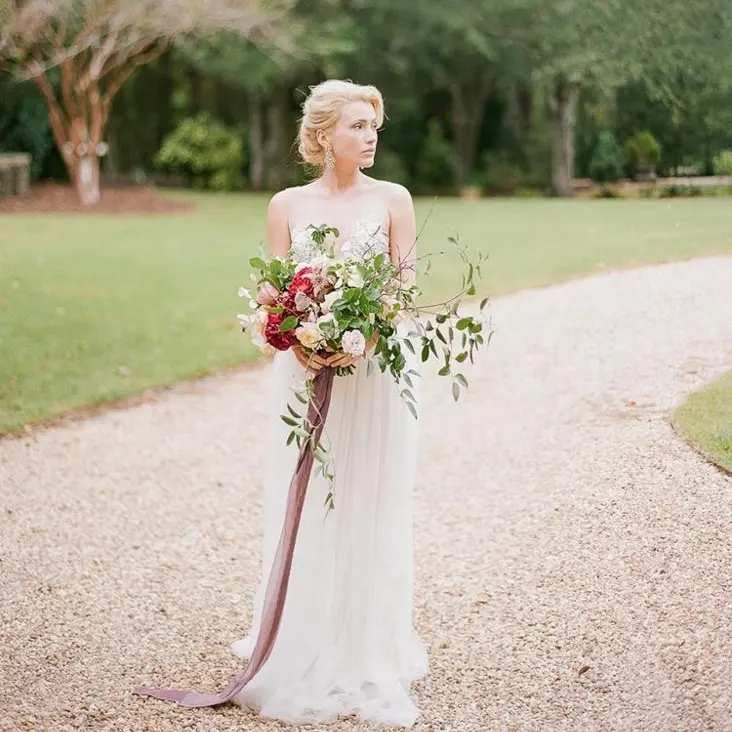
[297,80,385,166]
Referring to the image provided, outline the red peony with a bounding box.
[264,310,297,351]
[289,267,315,297]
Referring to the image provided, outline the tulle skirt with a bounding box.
[231,337,428,726]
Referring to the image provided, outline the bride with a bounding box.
[136,79,428,726]
[236,79,428,726]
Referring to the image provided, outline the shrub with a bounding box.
[0,78,53,180]
[482,151,523,195]
[588,131,624,183]
[658,185,703,198]
[713,150,732,176]
[155,112,244,190]
[414,119,457,191]
[370,148,410,187]
[625,131,661,175]
[593,185,621,199]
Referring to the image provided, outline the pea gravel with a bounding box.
[2,256,731,732]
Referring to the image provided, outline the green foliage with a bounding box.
[625,130,662,172]
[589,130,624,183]
[658,184,704,198]
[0,76,53,179]
[154,112,245,190]
[370,148,411,187]
[482,151,523,195]
[713,150,732,176]
[414,119,457,191]
[674,368,732,473]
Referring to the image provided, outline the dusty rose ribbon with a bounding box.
[133,367,335,708]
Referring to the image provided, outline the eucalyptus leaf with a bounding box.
[280,315,298,332]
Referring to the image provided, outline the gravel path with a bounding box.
[2,256,732,732]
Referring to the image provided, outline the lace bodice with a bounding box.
[289,218,390,264]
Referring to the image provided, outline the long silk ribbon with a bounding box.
[133,367,335,708]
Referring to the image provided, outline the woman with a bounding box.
[236,79,427,726]
[137,79,428,726]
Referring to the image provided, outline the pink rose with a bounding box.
[256,282,279,306]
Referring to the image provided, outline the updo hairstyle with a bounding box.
[297,80,385,167]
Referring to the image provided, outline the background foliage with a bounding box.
[1,0,731,193]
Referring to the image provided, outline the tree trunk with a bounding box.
[263,84,289,190]
[249,85,290,191]
[249,96,265,190]
[449,70,493,185]
[72,152,101,205]
[549,76,579,197]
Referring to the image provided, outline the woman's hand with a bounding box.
[292,345,330,372]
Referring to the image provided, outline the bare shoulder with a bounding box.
[268,185,298,210]
[267,183,318,219]
[366,176,413,204]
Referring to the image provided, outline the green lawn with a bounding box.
[1,191,731,434]
[674,370,732,473]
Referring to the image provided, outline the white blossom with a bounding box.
[321,289,344,314]
[341,329,366,357]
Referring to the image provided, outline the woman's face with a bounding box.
[325,101,379,169]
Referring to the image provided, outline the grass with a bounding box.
[674,370,732,473]
[1,190,731,434]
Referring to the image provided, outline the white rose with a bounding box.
[316,312,335,327]
[341,329,366,357]
[250,318,274,354]
[346,270,364,288]
[295,322,323,349]
[321,288,343,314]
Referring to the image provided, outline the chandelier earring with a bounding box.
[324,145,336,172]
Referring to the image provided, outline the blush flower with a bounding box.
[341,329,366,357]
[295,322,323,350]
[256,282,279,306]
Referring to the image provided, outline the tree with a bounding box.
[177,0,357,189]
[1,0,287,204]
[518,0,732,195]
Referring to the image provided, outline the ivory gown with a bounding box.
[231,218,428,726]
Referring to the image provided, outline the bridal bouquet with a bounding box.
[237,224,490,508]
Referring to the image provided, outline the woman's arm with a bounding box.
[265,190,292,259]
[387,183,417,284]
[265,189,328,371]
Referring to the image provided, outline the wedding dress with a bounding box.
[230,219,428,726]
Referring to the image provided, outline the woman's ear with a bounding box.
[316,129,330,149]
